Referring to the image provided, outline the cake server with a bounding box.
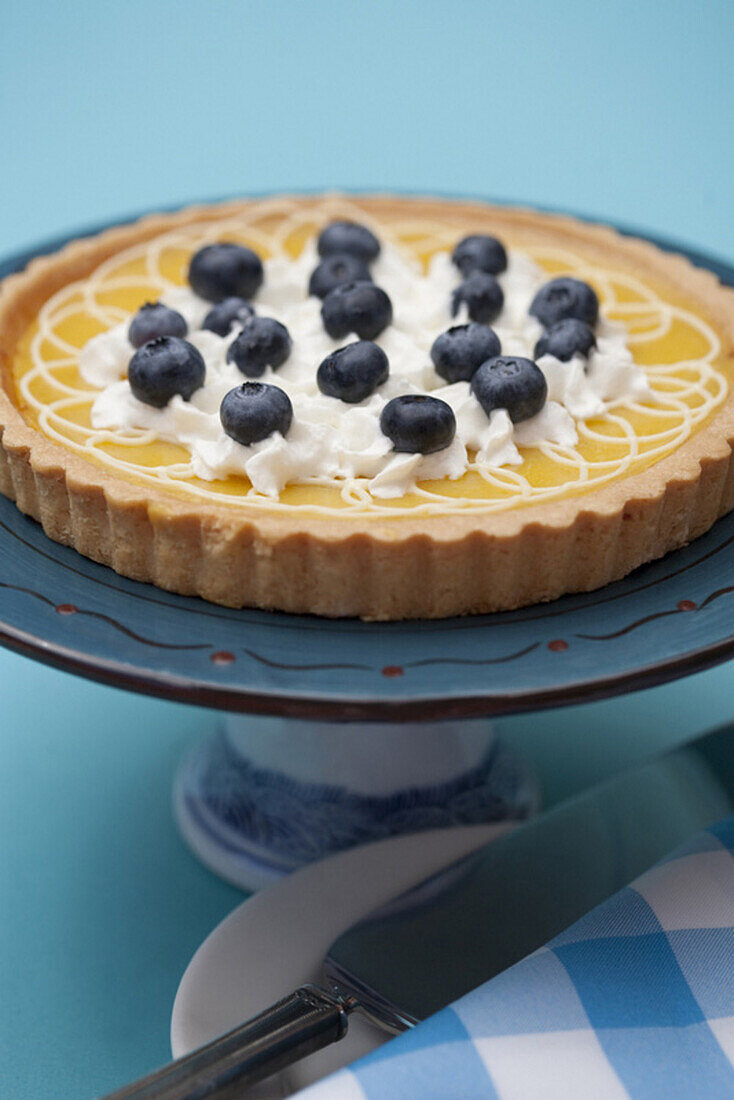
[102,724,734,1099]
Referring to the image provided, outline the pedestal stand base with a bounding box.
[174,716,536,892]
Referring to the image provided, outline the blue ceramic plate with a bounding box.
[1,207,732,718]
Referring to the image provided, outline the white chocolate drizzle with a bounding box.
[18,197,727,516]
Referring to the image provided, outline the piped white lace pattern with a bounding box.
[16,197,727,516]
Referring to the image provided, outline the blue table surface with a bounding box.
[1,2,733,1096]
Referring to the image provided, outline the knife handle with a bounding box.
[101,985,355,1100]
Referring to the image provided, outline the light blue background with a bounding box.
[1,2,733,1096]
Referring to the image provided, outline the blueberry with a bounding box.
[227,317,292,377]
[529,277,598,328]
[308,253,372,300]
[452,234,507,277]
[380,394,456,455]
[534,318,597,362]
[430,323,502,384]
[127,336,205,408]
[317,221,381,263]
[220,382,293,446]
[451,271,504,324]
[471,356,547,423]
[317,341,389,404]
[202,297,255,337]
[128,302,188,348]
[188,243,264,303]
[321,281,393,340]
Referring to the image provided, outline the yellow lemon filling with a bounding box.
[11,204,729,516]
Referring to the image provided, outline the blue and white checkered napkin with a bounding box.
[296,819,734,1100]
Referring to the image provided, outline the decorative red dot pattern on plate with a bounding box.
[677,600,697,611]
[382,665,404,678]
[55,603,77,615]
[210,651,236,665]
[548,639,568,652]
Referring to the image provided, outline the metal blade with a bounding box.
[325,725,734,1029]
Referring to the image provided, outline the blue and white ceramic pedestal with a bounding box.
[174,717,537,892]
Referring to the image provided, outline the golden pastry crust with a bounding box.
[1,194,733,619]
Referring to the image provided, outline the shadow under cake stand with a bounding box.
[1,221,734,891]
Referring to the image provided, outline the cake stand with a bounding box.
[1,215,733,890]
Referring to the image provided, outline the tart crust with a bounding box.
[1,195,733,620]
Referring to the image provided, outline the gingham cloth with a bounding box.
[295,819,734,1100]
